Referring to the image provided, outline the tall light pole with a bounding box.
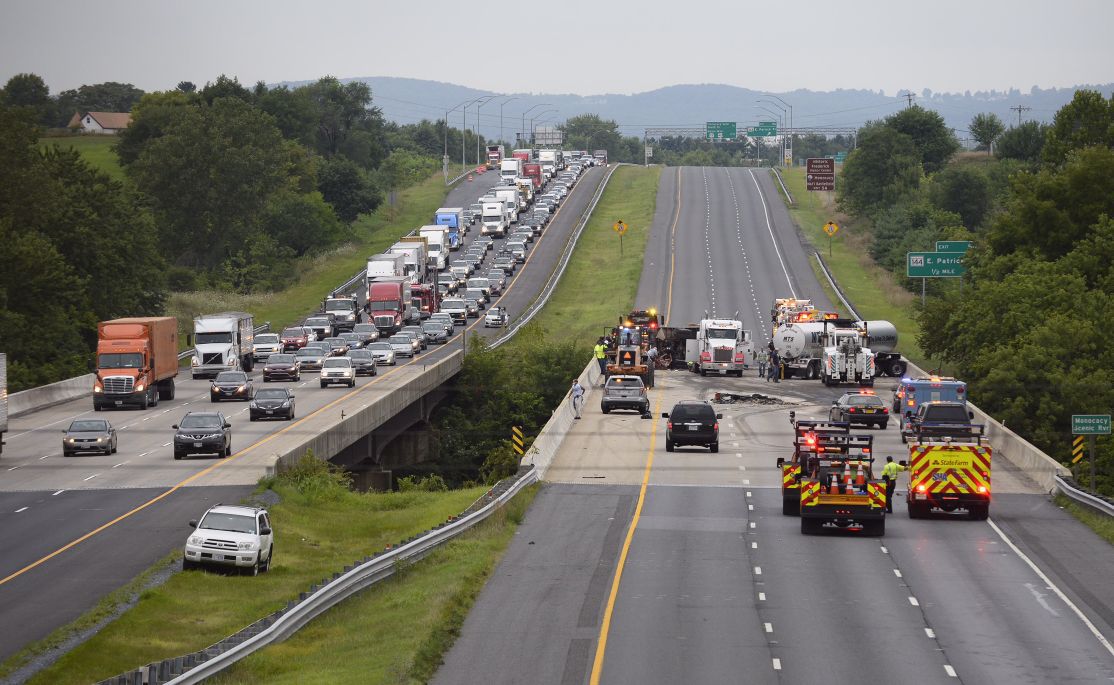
[763,93,794,166]
[758,100,787,167]
[521,103,551,148]
[474,95,496,168]
[444,97,476,182]
[499,96,518,147]
[530,109,558,145]
[755,105,785,167]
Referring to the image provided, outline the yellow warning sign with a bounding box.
[1071,435,1086,464]
[823,221,839,236]
[512,426,524,456]
[613,221,628,235]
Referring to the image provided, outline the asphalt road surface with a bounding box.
[435,167,1114,684]
[0,164,607,662]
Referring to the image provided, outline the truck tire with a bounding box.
[889,359,907,377]
[666,439,674,452]
[159,378,175,401]
[139,392,149,410]
[244,356,253,372]
[908,502,929,519]
[806,362,819,380]
[782,497,799,516]
[150,388,158,407]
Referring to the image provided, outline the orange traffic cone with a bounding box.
[468,174,474,182]
[842,461,853,495]
[855,462,866,491]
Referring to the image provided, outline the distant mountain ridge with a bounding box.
[278,76,1114,142]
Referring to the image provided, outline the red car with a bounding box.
[280,326,311,351]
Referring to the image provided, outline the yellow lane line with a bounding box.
[589,392,663,684]
[664,167,683,328]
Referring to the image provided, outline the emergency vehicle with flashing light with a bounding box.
[906,421,991,520]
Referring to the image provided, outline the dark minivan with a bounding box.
[662,400,722,453]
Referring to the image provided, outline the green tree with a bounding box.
[53,82,144,126]
[1,73,52,124]
[114,90,197,165]
[885,105,959,173]
[316,155,381,222]
[301,77,383,158]
[256,85,318,145]
[838,123,922,216]
[929,165,991,229]
[261,190,346,257]
[176,81,196,93]
[995,121,1049,163]
[199,74,252,104]
[1042,89,1114,166]
[969,112,1005,154]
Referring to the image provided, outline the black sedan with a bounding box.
[829,391,890,428]
[345,349,379,376]
[249,388,296,421]
[210,371,254,402]
[62,418,117,456]
[262,353,301,382]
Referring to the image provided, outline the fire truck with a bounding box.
[906,422,991,520]
[778,414,888,535]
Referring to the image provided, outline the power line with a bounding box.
[902,91,916,108]
[1010,104,1032,126]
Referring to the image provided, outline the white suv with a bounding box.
[320,357,356,388]
[184,504,274,575]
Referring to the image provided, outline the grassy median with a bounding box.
[15,458,489,685]
[527,165,662,348]
[779,167,930,368]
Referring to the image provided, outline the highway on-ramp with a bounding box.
[0,165,607,662]
[434,167,1114,684]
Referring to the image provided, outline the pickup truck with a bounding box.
[902,401,974,443]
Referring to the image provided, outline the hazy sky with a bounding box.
[2,0,1111,96]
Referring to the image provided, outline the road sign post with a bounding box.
[823,221,839,257]
[806,158,835,191]
[511,426,524,457]
[613,220,628,257]
[1072,415,1109,493]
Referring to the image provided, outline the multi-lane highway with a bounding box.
[0,164,607,661]
[435,167,1114,684]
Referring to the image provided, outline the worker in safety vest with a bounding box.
[881,456,907,513]
[594,338,608,384]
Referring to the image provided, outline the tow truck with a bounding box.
[906,422,991,520]
[778,414,887,535]
[776,416,851,515]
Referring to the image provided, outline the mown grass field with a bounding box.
[14,480,487,685]
[39,135,126,182]
[166,172,455,335]
[525,165,662,349]
[779,167,933,370]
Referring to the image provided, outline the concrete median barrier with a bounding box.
[9,373,93,417]
[522,358,601,479]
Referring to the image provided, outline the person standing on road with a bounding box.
[570,379,585,419]
[645,345,658,388]
[881,456,907,513]
[594,338,608,384]
[767,350,780,382]
[757,348,768,378]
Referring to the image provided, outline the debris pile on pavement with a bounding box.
[712,392,790,405]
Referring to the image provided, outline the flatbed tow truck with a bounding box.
[778,414,888,535]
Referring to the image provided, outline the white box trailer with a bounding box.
[367,253,406,280]
[418,226,449,270]
[0,353,7,455]
[191,312,255,378]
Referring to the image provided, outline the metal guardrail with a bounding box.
[771,167,794,205]
[1055,475,1114,517]
[446,167,476,186]
[490,164,621,348]
[175,323,271,362]
[97,468,538,685]
[812,251,862,320]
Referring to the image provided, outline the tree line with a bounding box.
[836,92,1114,495]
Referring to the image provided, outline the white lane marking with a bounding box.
[988,518,1114,657]
[772,658,782,671]
[743,479,751,485]
[112,462,126,468]
[39,455,50,460]
[7,465,21,471]
[15,507,28,513]
[754,566,762,575]
[162,442,172,447]
[925,628,935,639]
[751,542,758,549]
[944,665,957,678]
[137,452,149,458]
[748,504,754,511]
[746,491,753,498]
[84,474,99,482]
[748,169,795,296]
[894,569,903,578]
[908,596,919,606]
[764,622,773,633]
[880,546,888,554]
[758,592,766,601]
[1025,582,1060,617]
[750,522,756,529]
[142,416,151,421]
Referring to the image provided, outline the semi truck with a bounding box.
[819,322,876,387]
[94,317,179,410]
[388,239,428,284]
[774,318,904,383]
[367,253,407,280]
[418,226,449,271]
[689,317,752,377]
[434,208,464,250]
[500,158,523,184]
[191,312,256,378]
[485,144,505,169]
[522,163,543,189]
[538,149,557,177]
[593,150,608,165]
[481,202,507,237]
[323,294,361,332]
[367,277,414,335]
[493,185,522,220]
[512,149,532,162]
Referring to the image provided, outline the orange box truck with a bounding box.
[94,317,178,410]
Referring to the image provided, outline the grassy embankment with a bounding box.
[9,462,534,685]
[39,135,126,182]
[778,167,933,370]
[524,165,662,348]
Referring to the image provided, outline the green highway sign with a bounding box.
[747,121,778,137]
[936,240,973,253]
[1072,415,1111,435]
[834,151,848,162]
[706,122,737,140]
[907,251,966,277]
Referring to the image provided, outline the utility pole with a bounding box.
[1010,104,1031,127]
[902,91,916,108]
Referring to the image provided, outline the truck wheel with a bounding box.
[806,362,818,380]
[160,379,175,401]
[890,360,907,377]
[666,439,674,452]
[244,357,254,372]
[782,498,799,516]
[150,388,158,407]
[709,442,719,453]
[94,403,102,412]
[139,393,149,410]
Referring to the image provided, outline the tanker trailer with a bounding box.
[859,320,907,377]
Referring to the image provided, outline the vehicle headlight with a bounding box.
[96,437,106,443]
[238,541,259,551]
[189,536,204,546]
[227,358,236,366]
[65,437,75,443]
[249,402,258,409]
[191,357,199,367]
[135,383,145,392]
[93,385,102,393]
[212,386,220,393]
[237,385,246,392]
[281,401,290,407]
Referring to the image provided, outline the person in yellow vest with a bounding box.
[593,338,608,384]
[881,456,908,513]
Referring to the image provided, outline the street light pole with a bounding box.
[474,95,496,168]
[520,103,551,149]
[764,94,794,166]
[757,101,786,167]
[531,109,557,145]
[756,105,785,167]
[499,96,518,147]
[444,98,475,183]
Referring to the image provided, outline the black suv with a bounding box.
[173,412,232,460]
[662,401,722,453]
[902,401,975,443]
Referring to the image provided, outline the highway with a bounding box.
[434,167,1114,684]
[0,164,607,661]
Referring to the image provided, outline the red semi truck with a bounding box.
[367,278,414,336]
[94,317,179,411]
[412,283,440,320]
[522,163,543,189]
